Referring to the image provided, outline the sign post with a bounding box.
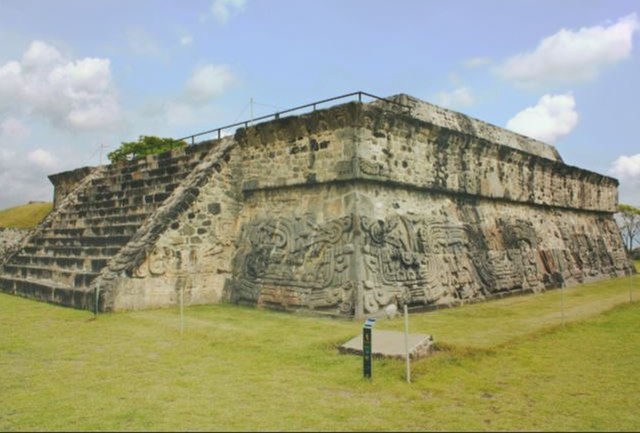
[363,318,376,379]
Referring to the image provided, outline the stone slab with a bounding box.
[339,330,434,360]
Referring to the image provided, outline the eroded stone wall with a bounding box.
[383,94,563,162]
[358,105,618,212]
[224,100,630,317]
[48,167,93,209]
[352,185,627,314]
[237,103,360,192]
[0,228,28,258]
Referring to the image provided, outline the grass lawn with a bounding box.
[1,263,639,431]
[0,202,52,229]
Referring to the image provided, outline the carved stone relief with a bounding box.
[230,208,631,317]
[230,214,356,313]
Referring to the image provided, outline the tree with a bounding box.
[107,136,186,164]
[615,203,640,252]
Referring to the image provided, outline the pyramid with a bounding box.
[0,93,633,317]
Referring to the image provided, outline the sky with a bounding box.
[0,0,639,209]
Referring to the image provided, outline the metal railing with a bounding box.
[176,91,412,145]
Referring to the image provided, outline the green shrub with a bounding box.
[108,136,186,163]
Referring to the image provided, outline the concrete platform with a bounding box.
[339,330,434,360]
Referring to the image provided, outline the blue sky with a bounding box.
[0,0,639,209]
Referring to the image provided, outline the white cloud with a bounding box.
[211,0,246,24]
[164,102,199,127]
[126,28,168,61]
[27,148,58,169]
[22,40,64,71]
[463,57,492,68]
[135,63,236,135]
[183,64,235,105]
[498,13,639,86]
[612,155,640,206]
[611,154,640,180]
[0,117,55,208]
[0,117,30,142]
[180,35,194,46]
[435,87,475,109]
[0,40,123,131]
[0,62,24,113]
[505,93,579,143]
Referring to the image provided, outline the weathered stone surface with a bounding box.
[0,228,28,257]
[379,94,563,162]
[0,93,633,316]
[48,167,93,209]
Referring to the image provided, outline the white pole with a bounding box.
[404,304,411,383]
[250,97,254,126]
[180,283,184,335]
[561,284,565,327]
[94,282,100,317]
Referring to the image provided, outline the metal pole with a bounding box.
[180,283,184,335]
[250,97,254,126]
[404,304,411,384]
[561,284,565,327]
[94,283,100,317]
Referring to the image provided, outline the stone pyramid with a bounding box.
[0,93,633,317]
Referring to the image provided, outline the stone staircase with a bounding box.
[0,141,215,309]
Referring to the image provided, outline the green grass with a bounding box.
[1,266,639,431]
[0,202,52,229]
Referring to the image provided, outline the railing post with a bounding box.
[218,129,221,139]
[191,136,194,145]
[358,92,362,103]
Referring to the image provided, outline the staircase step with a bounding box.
[29,235,131,248]
[11,254,109,272]
[76,182,180,203]
[40,223,140,238]
[21,245,123,257]
[109,151,202,176]
[2,264,99,288]
[0,276,94,309]
[68,192,171,211]
[89,168,198,192]
[53,213,149,229]
[55,204,157,220]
